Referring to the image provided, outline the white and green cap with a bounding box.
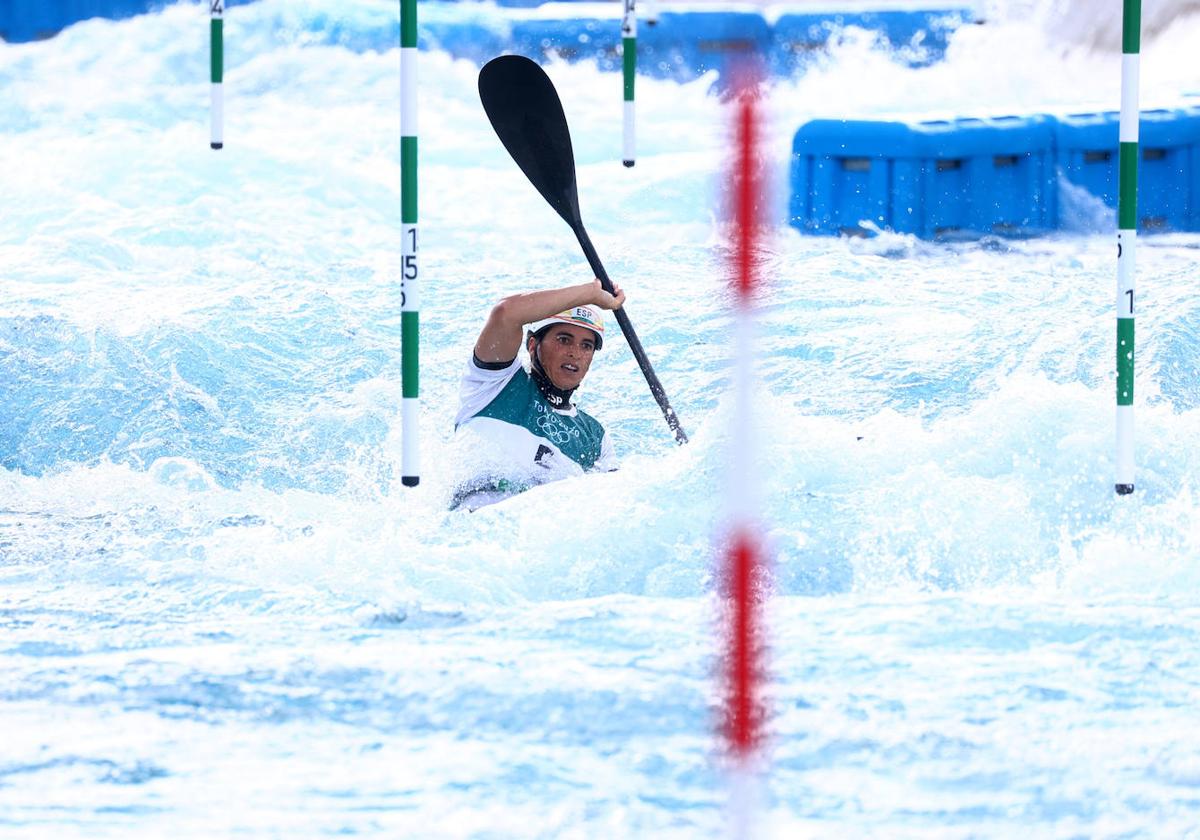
[528,305,606,350]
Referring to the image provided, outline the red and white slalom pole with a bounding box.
[722,73,767,840]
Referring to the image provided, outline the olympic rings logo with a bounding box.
[533,403,581,446]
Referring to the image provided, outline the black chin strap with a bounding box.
[530,341,577,409]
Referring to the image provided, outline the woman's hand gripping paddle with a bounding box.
[478,54,688,445]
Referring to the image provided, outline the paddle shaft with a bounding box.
[573,226,688,445]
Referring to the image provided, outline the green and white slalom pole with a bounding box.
[621,0,636,167]
[1115,0,1141,496]
[210,0,223,149]
[401,0,420,487]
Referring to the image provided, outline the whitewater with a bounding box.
[3,0,1200,836]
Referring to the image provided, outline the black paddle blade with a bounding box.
[478,55,582,229]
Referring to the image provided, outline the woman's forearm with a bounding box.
[491,282,598,328]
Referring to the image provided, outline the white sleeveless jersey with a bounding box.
[454,356,616,489]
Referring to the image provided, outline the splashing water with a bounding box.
[3,1,1200,835]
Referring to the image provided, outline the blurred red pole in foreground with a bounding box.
[722,66,767,774]
[722,68,768,840]
[725,526,762,756]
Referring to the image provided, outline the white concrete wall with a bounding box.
[983,0,1200,51]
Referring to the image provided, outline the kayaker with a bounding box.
[451,278,625,507]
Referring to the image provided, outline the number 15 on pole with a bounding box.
[401,0,420,487]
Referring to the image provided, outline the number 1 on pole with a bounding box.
[1115,0,1140,496]
[401,0,420,487]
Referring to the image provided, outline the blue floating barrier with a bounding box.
[509,14,622,72]
[791,115,1057,239]
[2,0,971,89]
[502,9,770,82]
[639,10,771,82]
[1,0,60,41]
[421,18,510,66]
[1,0,259,43]
[771,6,977,75]
[1054,107,1200,232]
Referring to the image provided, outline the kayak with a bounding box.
[448,478,526,513]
